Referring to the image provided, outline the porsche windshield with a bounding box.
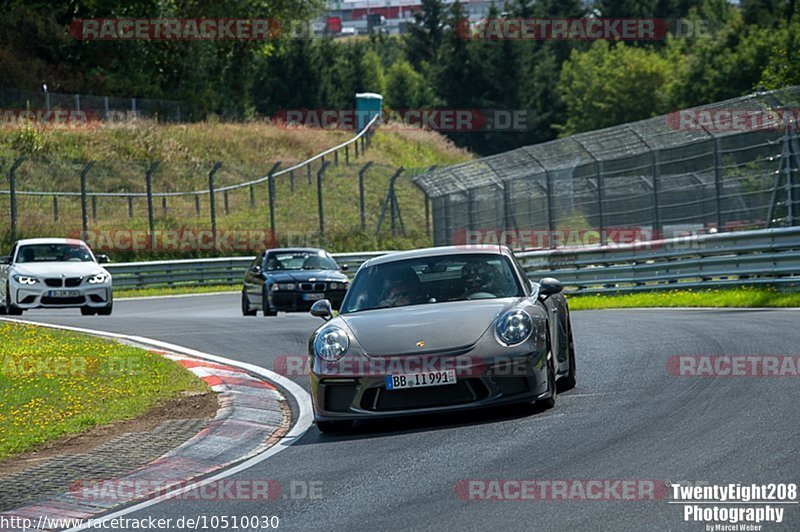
[341,254,524,313]
[266,252,338,271]
[16,243,94,263]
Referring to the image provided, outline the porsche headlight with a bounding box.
[495,309,533,346]
[314,327,349,361]
[88,272,109,284]
[13,275,38,285]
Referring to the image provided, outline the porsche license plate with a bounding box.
[48,290,80,298]
[385,370,457,390]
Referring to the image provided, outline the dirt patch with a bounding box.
[0,391,218,478]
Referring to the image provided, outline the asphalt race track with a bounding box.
[16,295,800,531]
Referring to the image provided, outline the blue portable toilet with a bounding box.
[356,93,383,132]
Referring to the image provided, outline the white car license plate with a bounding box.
[385,370,457,390]
[302,293,324,301]
[48,290,80,298]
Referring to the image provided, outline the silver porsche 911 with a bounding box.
[307,245,576,433]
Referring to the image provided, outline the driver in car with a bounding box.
[459,261,498,299]
[378,268,425,308]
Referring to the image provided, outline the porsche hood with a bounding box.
[339,299,518,355]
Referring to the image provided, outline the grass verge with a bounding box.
[568,287,800,310]
[0,321,210,459]
[0,121,472,257]
[115,284,238,299]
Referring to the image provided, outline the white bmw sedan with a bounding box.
[0,238,113,316]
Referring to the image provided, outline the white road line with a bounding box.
[0,317,314,531]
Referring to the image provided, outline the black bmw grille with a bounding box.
[300,282,326,291]
[45,279,63,287]
[65,277,82,287]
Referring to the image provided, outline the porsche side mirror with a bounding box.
[539,277,563,298]
[310,299,333,321]
[96,254,110,264]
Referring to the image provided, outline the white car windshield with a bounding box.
[16,244,94,263]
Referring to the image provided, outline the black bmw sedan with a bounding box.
[241,248,350,317]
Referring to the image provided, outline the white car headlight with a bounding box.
[495,309,533,346]
[314,327,349,361]
[88,272,109,284]
[271,283,296,291]
[13,275,38,285]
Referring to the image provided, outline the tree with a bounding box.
[556,40,672,135]
[358,49,386,94]
[385,60,424,109]
[405,0,446,69]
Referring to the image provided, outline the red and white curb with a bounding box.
[0,318,313,532]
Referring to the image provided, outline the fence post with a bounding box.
[354,137,359,159]
[161,195,167,215]
[75,94,81,112]
[145,161,159,249]
[290,170,295,193]
[249,184,255,209]
[208,162,222,250]
[545,171,555,248]
[267,162,281,240]
[91,196,97,221]
[596,160,605,245]
[377,168,405,236]
[468,189,477,231]
[194,195,200,216]
[358,162,373,231]
[103,96,109,120]
[224,190,229,215]
[307,162,312,185]
[128,196,134,218]
[334,150,339,166]
[53,195,59,223]
[9,157,26,242]
[713,137,723,231]
[444,195,452,245]
[652,150,661,237]
[503,183,515,233]
[345,145,350,165]
[317,161,331,242]
[80,161,95,235]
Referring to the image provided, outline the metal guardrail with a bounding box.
[518,226,800,294]
[0,114,380,198]
[106,251,388,289]
[106,227,800,294]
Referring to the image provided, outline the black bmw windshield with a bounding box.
[341,254,524,313]
[266,252,338,271]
